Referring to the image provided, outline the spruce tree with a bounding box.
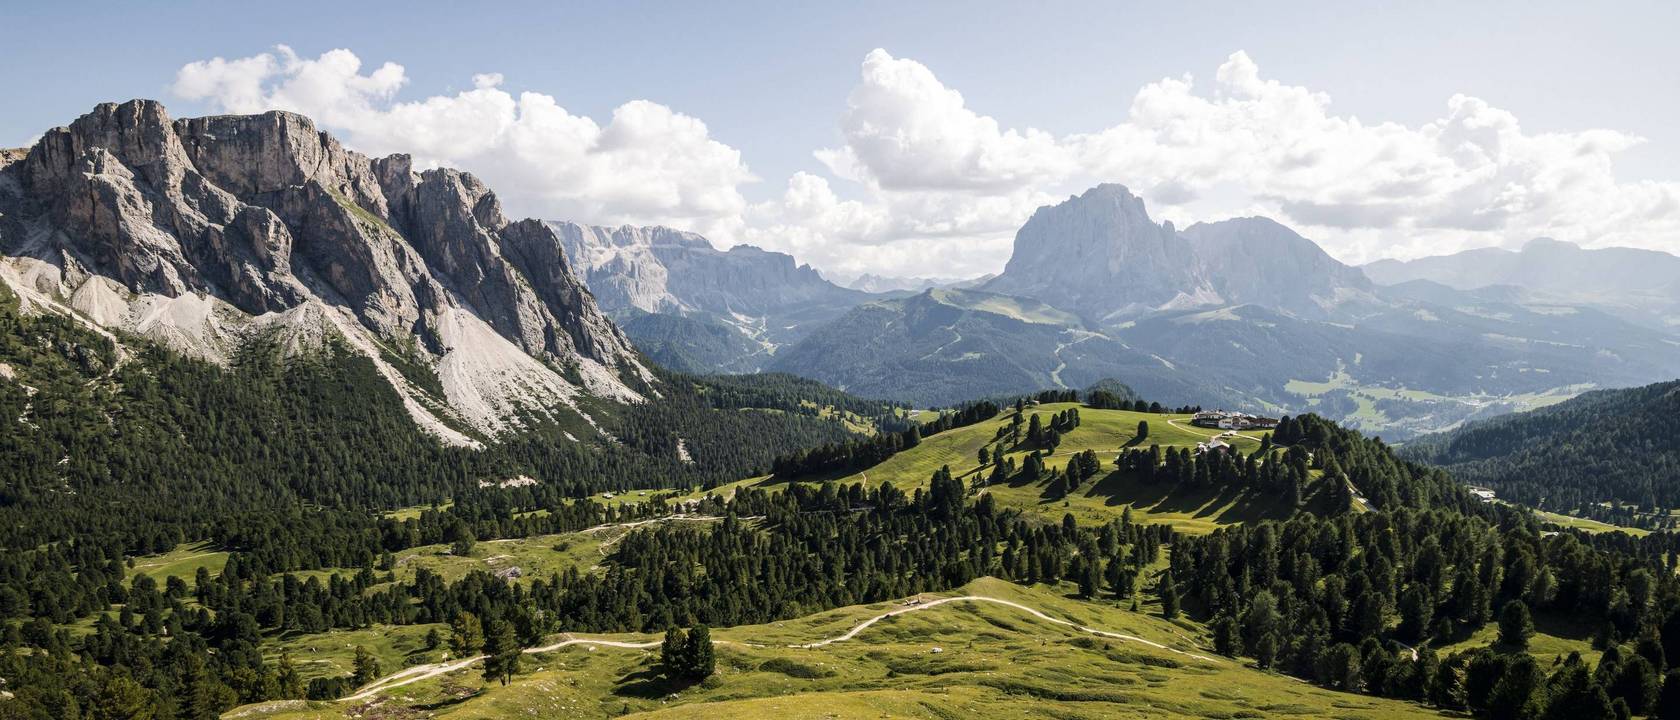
[482,620,522,686]
[1499,601,1535,650]
[685,625,715,680]
[352,645,381,687]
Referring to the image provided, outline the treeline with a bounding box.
[1157,410,1680,720]
[690,372,899,418]
[770,400,1001,478]
[1404,380,1680,528]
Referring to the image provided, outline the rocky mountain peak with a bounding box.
[982,185,1385,323]
[1,99,649,442]
[1181,217,1373,317]
[982,183,1208,321]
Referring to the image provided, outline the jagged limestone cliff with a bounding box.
[0,100,651,444]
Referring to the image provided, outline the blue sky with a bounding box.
[5,1,1677,277]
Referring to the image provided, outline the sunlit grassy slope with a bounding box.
[1433,609,1600,667]
[125,541,230,585]
[231,578,1442,720]
[688,403,1306,535]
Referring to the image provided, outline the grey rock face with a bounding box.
[551,221,883,371]
[1,99,641,384]
[553,222,872,318]
[982,184,1377,323]
[982,184,1211,322]
[1181,217,1375,318]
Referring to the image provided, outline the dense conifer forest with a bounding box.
[1406,380,1680,529]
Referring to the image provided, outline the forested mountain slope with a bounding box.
[1406,380,1680,528]
[0,277,884,554]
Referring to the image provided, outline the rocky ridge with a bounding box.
[0,100,650,444]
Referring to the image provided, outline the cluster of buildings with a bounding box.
[1190,410,1281,431]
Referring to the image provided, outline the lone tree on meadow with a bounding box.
[686,625,715,680]
[661,625,715,682]
[482,619,522,686]
[351,645,381,687]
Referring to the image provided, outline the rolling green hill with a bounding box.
[230,578,1444,720]
[774,402,1301,534]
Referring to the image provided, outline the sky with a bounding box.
[5,0,1678,279]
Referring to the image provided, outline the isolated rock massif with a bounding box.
[0,100,649,443]
[983,184,1207,321]
[983,184,1374,323]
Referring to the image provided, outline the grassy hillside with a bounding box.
[762,402,1307,534]
[230,578,1442,720]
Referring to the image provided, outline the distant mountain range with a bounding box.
[552,222,882,372]
[833,271,993,294]
[1364,238,1680,331]
[563,183,1680,437]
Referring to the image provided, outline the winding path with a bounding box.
[340,592,1218,702]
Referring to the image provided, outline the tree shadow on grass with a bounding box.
[410,685,483,712]
[613,667,702,699]
[1085,470,1234,517]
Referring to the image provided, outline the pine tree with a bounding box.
[450,612,484,658]
[1499,601,1535,650]
[276,652,304,698]
[1078,559,1102,599]
[1658,669,1680,719]
[351,645,381,687]
[685,625,715,680]
[1160,573,1180,620]
[482,620,521,686]
[661,627,687,678]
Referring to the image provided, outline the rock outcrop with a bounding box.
[0,100,649,442]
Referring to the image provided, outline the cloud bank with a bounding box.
[174,46,754,237]
[173,45,1680,277]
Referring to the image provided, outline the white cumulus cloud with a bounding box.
[172,45,754,235]
[772,48,1680,272]
[169,45,1680,278]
